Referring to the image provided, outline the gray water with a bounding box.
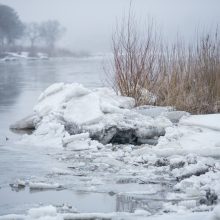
[0,57,113,215]
[0,57,105,138]
[0,58,172,216]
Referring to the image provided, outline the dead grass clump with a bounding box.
[111,15,220,114]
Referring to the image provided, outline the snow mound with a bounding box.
[13,83,173,147]
[28,205,57,219]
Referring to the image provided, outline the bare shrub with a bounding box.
[155,31,220,114]
[111,13,220,114]
[110,12,160,106]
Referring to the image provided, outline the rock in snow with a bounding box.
[12,83,174,146]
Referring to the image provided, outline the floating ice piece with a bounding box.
[12,83,173,147]
[178,200,197,209]
[28,205,57,218]
[135,105,173,118]
[134,209,151,216]
[9,179,26,189]
[51,168,72,175]
[62,133,90,146]
[172,162,209,181]
[29,182,62,190]
[10,114,37,130]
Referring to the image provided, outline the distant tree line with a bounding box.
[0,4,65,56]
[25,20,65,56]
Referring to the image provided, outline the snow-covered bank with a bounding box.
[8,83,220,219]
[12,83,220,156]
[0,52,48,62]
[11,83,174,147]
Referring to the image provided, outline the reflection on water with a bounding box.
[0,184,171,215]
[0,58,104,108]
[0,57,171,216]
[0,57,107,215]
[0,58,105,138]
[0,187,116,215]
[116,193,165,213]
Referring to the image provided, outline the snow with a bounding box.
[33,83,133,125]
[156,122,220,157]
[7,83,220,219]
[212,205,220,220]
[29,182,62,190]
[62,133,90,146]
[0,206,213,220]
[180,114,220,131]
[27,205,57,218]
[14,83,172,147]
[63,92,103,125]
[34,83,90,117]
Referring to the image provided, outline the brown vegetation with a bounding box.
[111,15,220,114]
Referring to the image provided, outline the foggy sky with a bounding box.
[0,0,220,53]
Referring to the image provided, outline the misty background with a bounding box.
[0,0,220,53]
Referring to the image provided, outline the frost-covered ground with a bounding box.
[1,83,220,219]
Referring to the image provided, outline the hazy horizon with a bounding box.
[0,0,220,53]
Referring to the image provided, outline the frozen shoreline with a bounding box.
[3,83,220,219]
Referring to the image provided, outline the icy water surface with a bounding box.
[0,57,111,215]
[0,57,178,216]
[0,57,219,219]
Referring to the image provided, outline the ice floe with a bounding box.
[12,83,173,146]
[7,83,220,219]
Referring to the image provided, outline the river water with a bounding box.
[0,57,116,215]
[0,57,217,219]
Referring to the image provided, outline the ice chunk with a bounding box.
[10,114,37,130]
[13,83,175,147]
[63,92,103,125]
[34,83,90,116]
[62,133,90,146]
[38,83,65,102]
[28,205,57,218]
[29,182,62,190]
[135,105,173,118]
[162,111,189,123]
